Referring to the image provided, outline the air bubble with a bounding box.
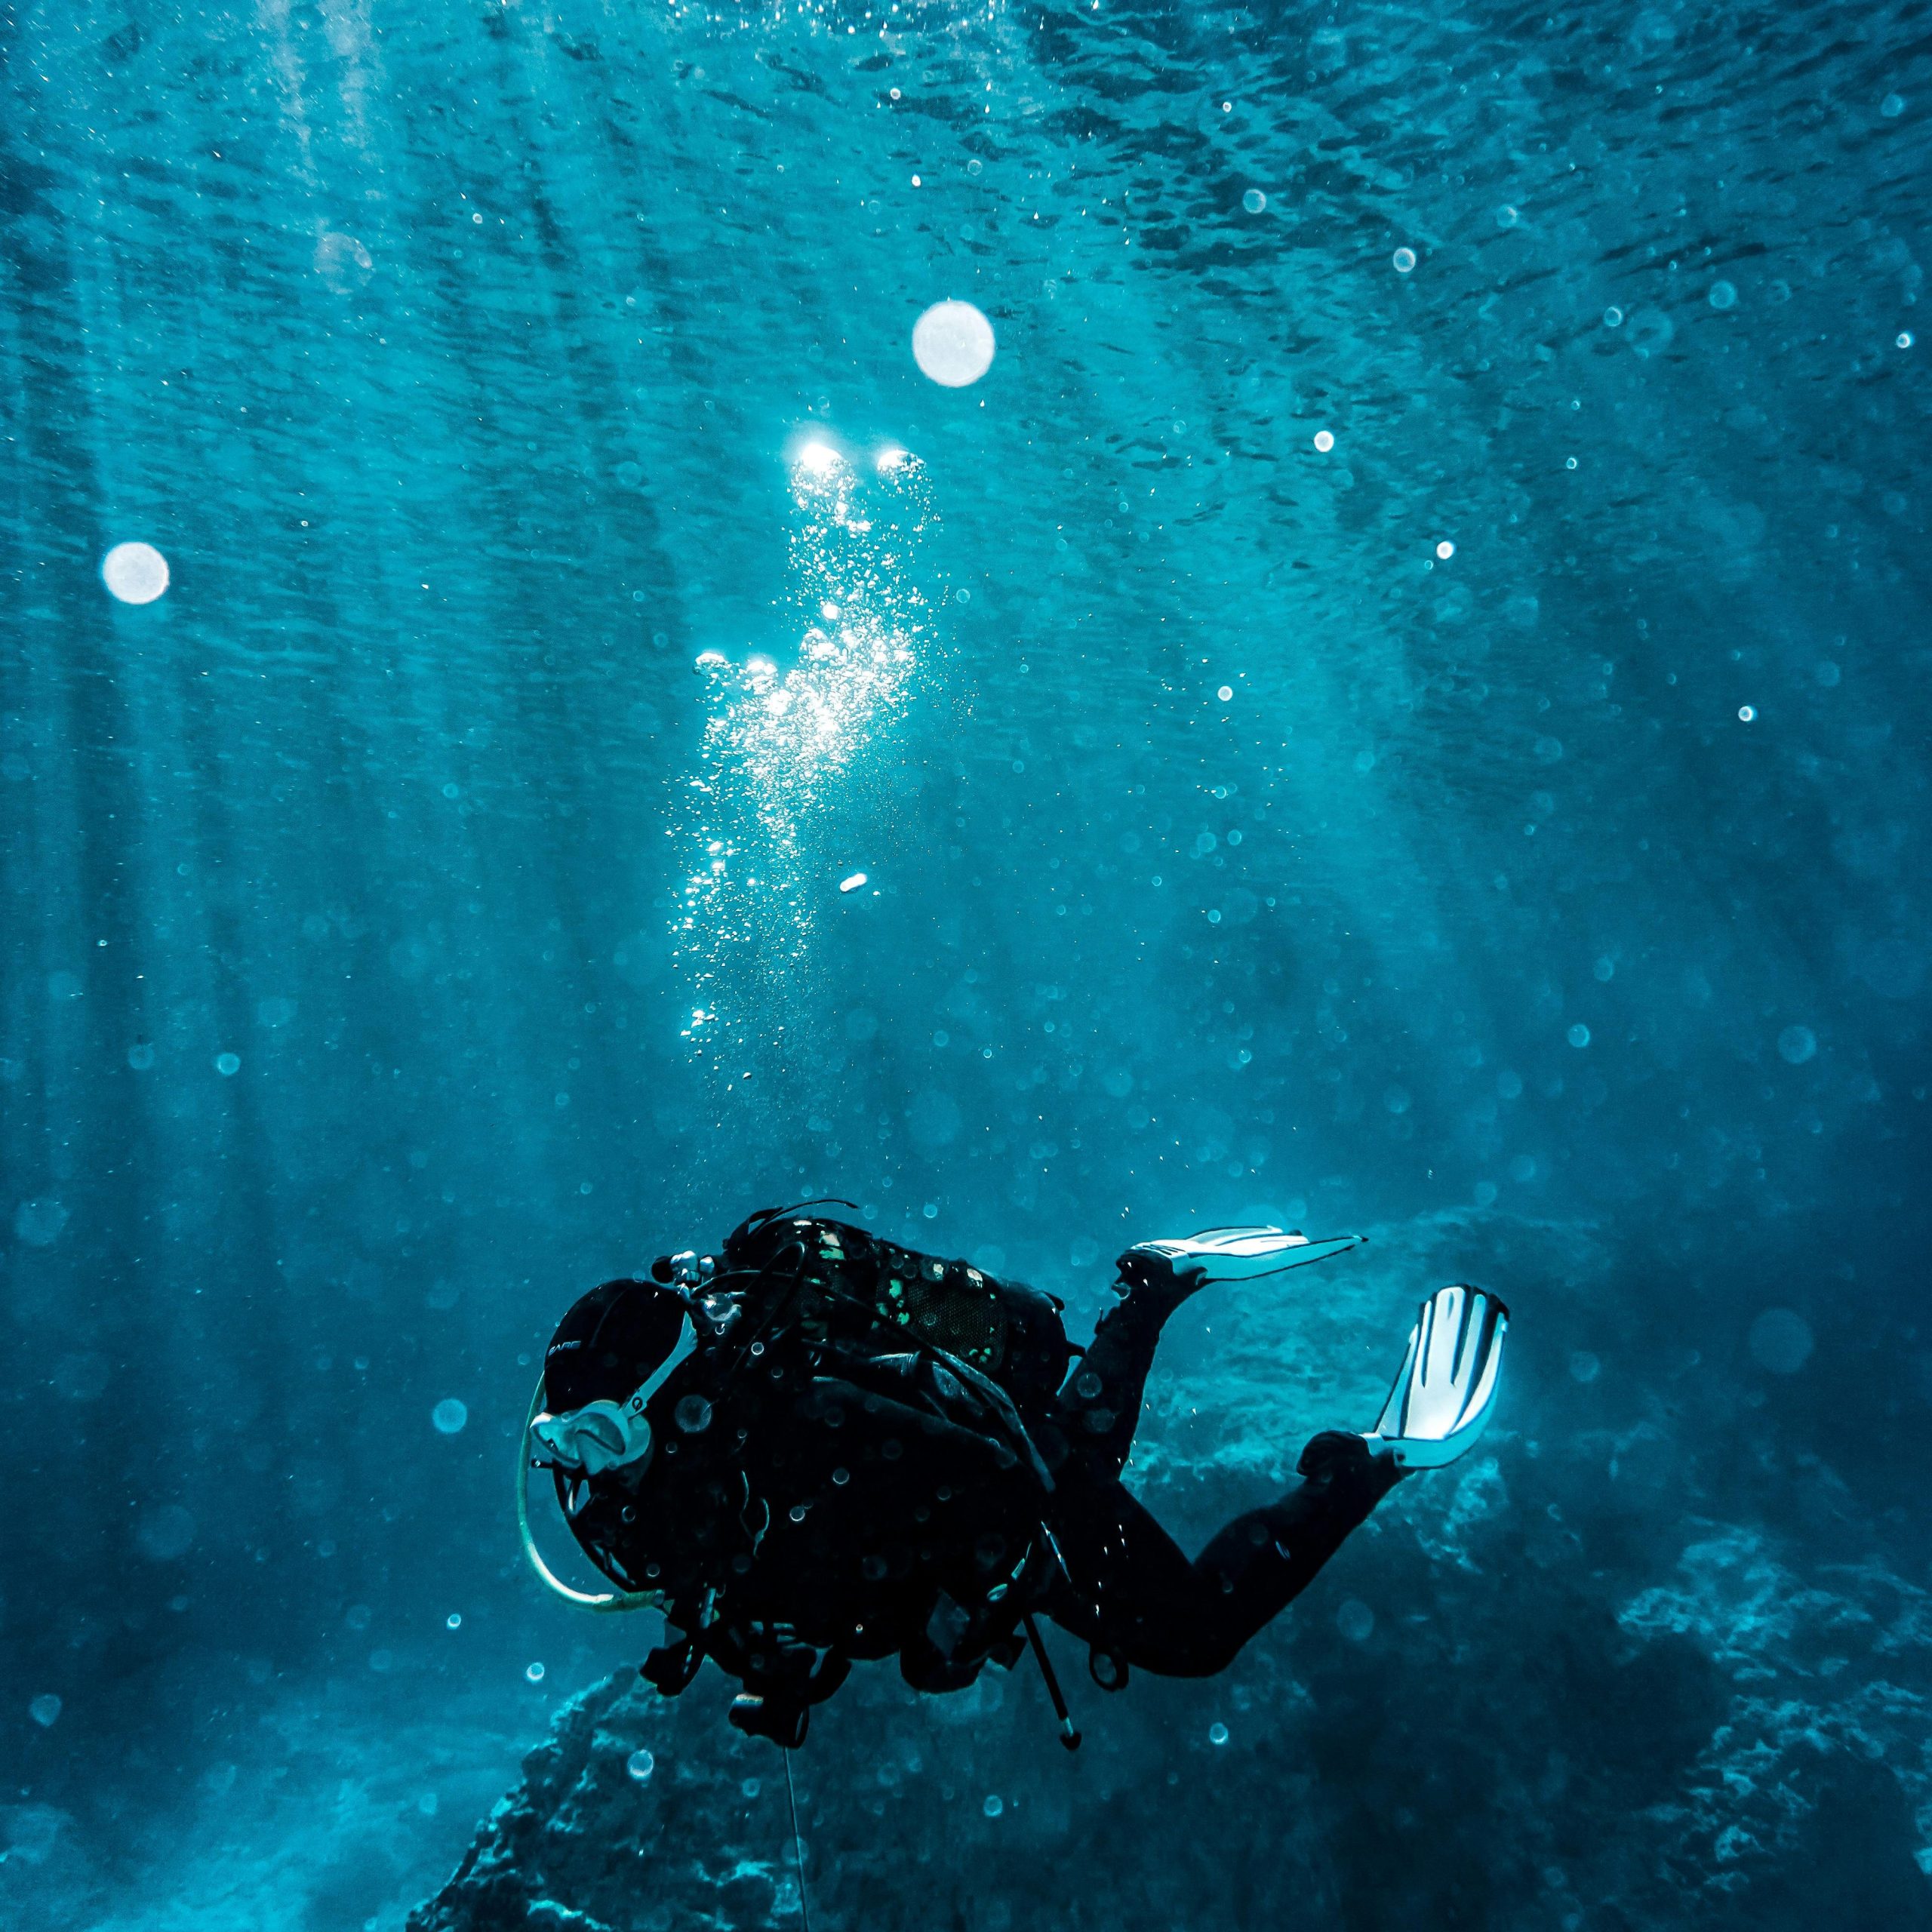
[1567,1023,1591,1048]
[1604,306,1623,327]
[525,1661,546,1683]
[1738,705,1756,721]
[432,1398,469,1435]
[1435,540,1455,561]
[983,1794,1004,1817]
[1241,188,1266,214]
[1312,429,1334,452]
[1749,1308,1813,1374]
[1208,1721,1229,1745]
[1392,246,1417,273]
[626,1748,655,1783]
[912,300,995,387]
[102,542,170,604]
[1708,280,1737,310]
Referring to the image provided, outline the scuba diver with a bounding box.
[519,1205,1509,1749]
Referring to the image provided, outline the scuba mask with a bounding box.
[528,1308,697,1477]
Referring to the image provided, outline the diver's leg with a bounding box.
[1049,1253,1203,1481]
[1046,1433,1401,1676]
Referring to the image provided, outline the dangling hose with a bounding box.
[516,1377,662,1614]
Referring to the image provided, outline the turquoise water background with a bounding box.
[3,2,1930,1925]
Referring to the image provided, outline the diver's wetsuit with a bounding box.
[1036,1261,1401,1679]
[571,1213,1400,1742]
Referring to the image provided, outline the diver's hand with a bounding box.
[1112,1247,1209,1297]
[728,1693,809,1749]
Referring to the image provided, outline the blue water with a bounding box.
[4,2,1930,1925]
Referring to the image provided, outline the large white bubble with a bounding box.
[912,300,995,387]
[102,542,170,605]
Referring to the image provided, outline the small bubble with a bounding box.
[525,1661,546,1683]
[838,872,869,894]
[742,1776,761,1798]
[214,1051,241,1076]
[1567,1023,1591,1048]
[432,1398,469,1435]
[446,1613,462,1629]
[1312,429,1334,452]
[1708,280,1737,310]
[1564,456,1578,470]
[1241,188,1266,214]
[1738,705,1756,721]
[626,1748,655,1783]
[1749,1308,1813,1374]
[983,1794,1004,1818]
[955,587,971,605]
[1898,331,1915,349]
[922,1201,939,1220]
[1208,1721,1229,1746]
[1604,306,1624,327]
[1216,685,1233,703]
[1593,956,1615,983]
[1881,92,1906,117]
[674,1392,713,1435]
[29,1694,62,1728]
[1777,1025,1817,1065]
[1496,204,1518,227]
[1435,540,1455,560]
[1392,245,1417,273]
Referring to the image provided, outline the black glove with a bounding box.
[728,1692,811,1749]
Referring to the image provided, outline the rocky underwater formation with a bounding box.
[411,1218,1932,1930]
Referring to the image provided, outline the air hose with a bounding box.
[515,1376,662,1614]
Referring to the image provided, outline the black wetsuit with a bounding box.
[568,1212,1398,1744]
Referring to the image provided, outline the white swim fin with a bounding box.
[1367,1284,1509,1469]
[1130,1225,1364,1282]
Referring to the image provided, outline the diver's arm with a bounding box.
[795,1370,1031,1479]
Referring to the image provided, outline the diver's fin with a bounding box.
[1367,1284,1509,1469]
[1131,1226,1364,1282]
